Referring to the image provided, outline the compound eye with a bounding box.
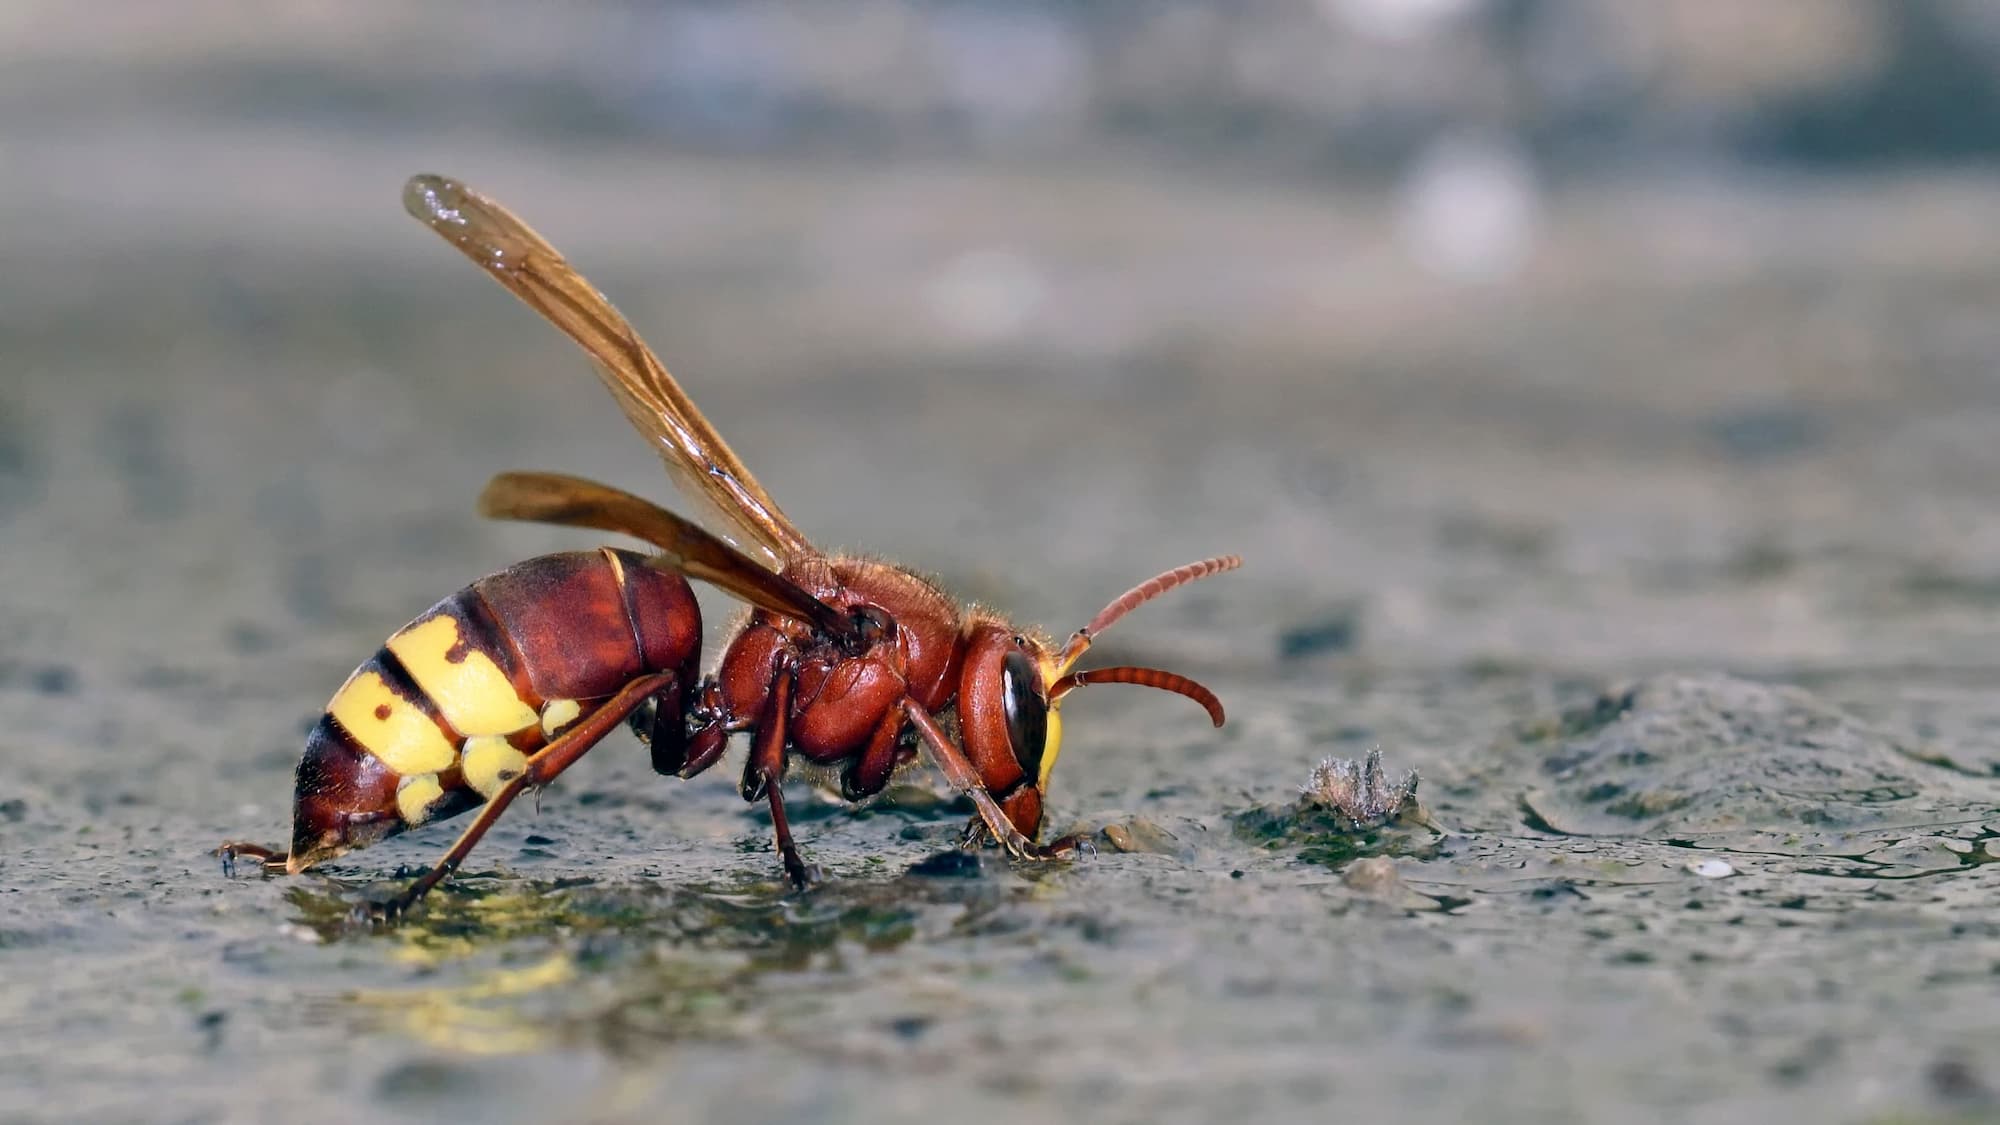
[1000,649,1048,778]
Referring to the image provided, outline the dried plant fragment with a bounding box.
[1300,748,1420,830]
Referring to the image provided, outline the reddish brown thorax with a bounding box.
[713,561,954,749]
[693,557,1068,835]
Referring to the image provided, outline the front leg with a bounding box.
[958,816,1094,858]
[901,698,1076,862]
[955,783,1094,857]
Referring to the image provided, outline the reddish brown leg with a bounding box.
[956,787,1095,857]
[379,672,676,918]
[213,841,289,875]
[901,698,1078,862]
[666,678,747,780]
[738,664,815,887]
[841,704,908,801]
[642,679,688,776]
[678,725,731,778]
[764,781,813,888]
[670,681,732,779]
[738,664,792,804]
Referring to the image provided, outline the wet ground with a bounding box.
[11,117,2000,1123]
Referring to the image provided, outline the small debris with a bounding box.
[1278,606,1361,660]
[196,1009,227,1053]
[1300,748,1421,830]
[1685,858,1734,879]
[1929,1052,1994,1106]
[1232,747,1439,869]
[1434,1016,1547,1049]
[885,1015,932,1041]
[906,850,990,879]
[1707,403,1820,464]
[29,665,76,696]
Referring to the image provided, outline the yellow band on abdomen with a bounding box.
[461,735,530,800]
[328,669,459,776]
[396,773,447,825]
[387,615,539,737]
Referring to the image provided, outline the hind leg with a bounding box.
[214,841,290,876]
[379,671,678,917]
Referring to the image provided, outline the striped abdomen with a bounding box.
[285,548,699,870]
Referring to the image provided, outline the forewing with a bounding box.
[404,173,813,570]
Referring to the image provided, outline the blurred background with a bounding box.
[17,0,2000,680]
[11,2,2000,1123]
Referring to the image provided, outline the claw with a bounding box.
[959,817,1088,863]
[958,817,994,850]
[1039,832,1095,860]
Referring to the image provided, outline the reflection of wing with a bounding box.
[478,472,856,640]
[404,174,812,571]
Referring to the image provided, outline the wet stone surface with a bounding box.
[1517,675,1974,838]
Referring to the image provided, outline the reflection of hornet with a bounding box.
[218,175,1240,917]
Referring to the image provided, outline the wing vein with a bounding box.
[404,173,816,571]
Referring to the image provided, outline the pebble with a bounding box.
[1100,818,1183,856]
[1343,856,1404,894]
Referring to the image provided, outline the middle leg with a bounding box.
[737,660,814,887]
[840,703,909,802]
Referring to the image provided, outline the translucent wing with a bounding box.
[477,471,856,640]
[404,173,813,570]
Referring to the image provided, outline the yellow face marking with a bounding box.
[396,773,446,825]
[1038,654,1066,790]
[387,615,539,737]
[539,698,582,739]
[329,670,458,776]
[461,735,529,800]
[1038,708,1065,790]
